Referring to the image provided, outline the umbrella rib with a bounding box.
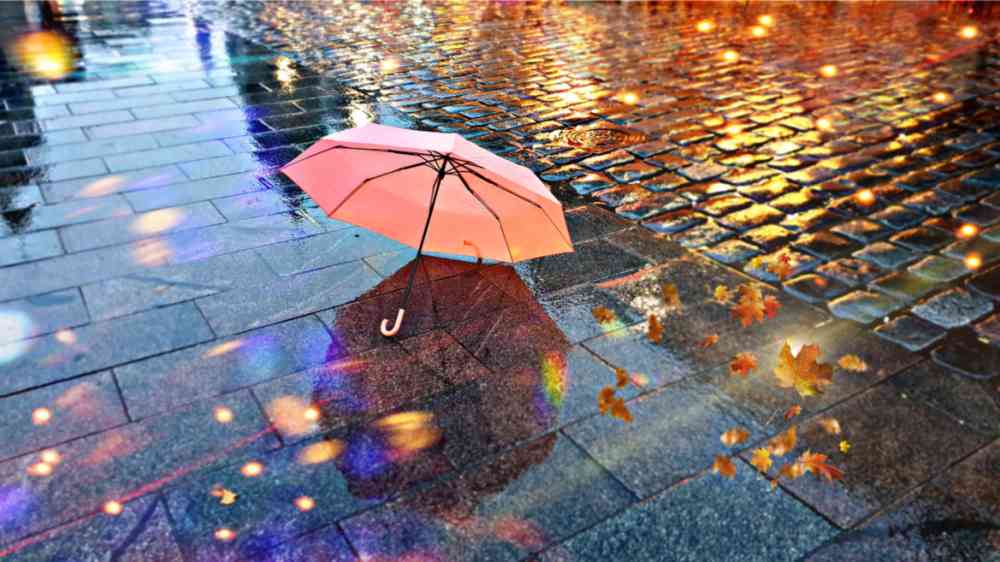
[446,158,514,263]
[282,144,442,171]
[449,161,573,250]
[328,159,440,216]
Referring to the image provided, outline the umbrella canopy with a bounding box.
[279,123,573,264]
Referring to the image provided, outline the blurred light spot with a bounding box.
[240,462,263,477]
[13,31,73,80]
[380,57,400,73]
[750,26,767,38]
[965,253,982,270]
[298,439,344,465]
[303,406,320,422]
[103,501,123,516]
[932,91,952,104]
[376,411,440,454]
[40,450,61,465]
[619,91,639,105]
[275,67,297,84]
[722,50,739,62]
[27,462,52,477]
[696,19,715,33]
[131,239,172,267]
[758,14,774,26]
[268,396,317,437]
[294,496,315,512]
[54,329,76,345]
[349,106,373,127]
[130,208,183,236]
[214,528,236,542]
[0,311,32,364]
[819,65,838,78]
[214,406,234,424]
[816,117,834,131]
[32,408,52,426]
[203,340,244,358]
[855,189,876,205]
[274,56,293,69]
[538,352,567,409]
[959,25,978,39]
[957,224,979,239]
[79,176,124,198]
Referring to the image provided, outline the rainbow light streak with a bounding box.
[0,311,33,364]
[537,352,567,410]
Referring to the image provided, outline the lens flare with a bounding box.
[758,14,774,26]
[240,462,263,477]
[32,408,52,426]
[213,406,234,424]
[959,25,978,39]
[957,224,979,239]
[964,253,982,270]
[932,92,952,104]
[696,19,715,33]
[13,31,74,80]
[103,501,123,516]
[855,189,876,205]
[819,65,838,78]
[722,50,739,62]
[214,528,236,542]
[294,496,315,512]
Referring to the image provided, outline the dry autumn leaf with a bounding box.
[609,397,633,423]
[699,334,720,348]
[768,253,794,280]
[662,283,681,308]
[598,387,616,415]
[837,354,868,373]
[750,448,772,473]
[768,426,797,457]
[778,461,805,481]
[730,352,758,377]
[784,405,802,421]
[615,368,630,389]
[210,486,238,506]
[647,314,664,344]
[763,295,781,319]
[713,285,731,304]
[774,342,833,397]
[721,427,751,447]
[591,306,616,324]
[712,455,737,479]
[796,450,845,482]
[732,284,767,327]
[818,417,842,435]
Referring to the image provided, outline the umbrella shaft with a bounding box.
[401,158,448,309]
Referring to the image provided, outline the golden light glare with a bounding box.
[28,462,53,477]
[274,56,293,69]
[380,57,400,73]
[214,406,234,424]
[40,449,61,465]
[294,496,315,512]
[103,501,123,516]
[14,31,74,80]
[722,50,740,62]
[54,329,76,345]
[815,117,834,131]
[130,208,183,236]
[297,439,345,465]
[750,26,767,38]
[214,528,236,542]
[620,91,639,105]
[758,14,775,26]
[932,92,952,104]
[275,67,296,84]
[131,239,172,266]
[819,65,838,78]
[696,19,716,33]
[268,396,317,437]
[959,25,978,39]
[204,340,244,358]
[957,224,979,239]
[240,462,263,477]
[855,189,876,205]
[964,253,982,270]
[80,176,125,198]
[32,407,52,425]
[303,406,320,422]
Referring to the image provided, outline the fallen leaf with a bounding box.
[721,427,751,447]
[662,283,681,308]
[731,284,766,327]
[768,426,797,457]
[713,285,731,304]
[609,397,633,423]
[763,295,781,319]
[647,314,664,344]
[768,253,794,280]
[818,417,842,435]
[797,450,844,481]
[773,342,833,397]
[784,405,802,421]
[615,368,630,389]
[839,440,851,454]
[210,486,238,506]
[730,352,758,377]
[598,387,616,415]
[778,461,805,481]
[699,334,720,348]
[837,354,868,372]
[750,448,773,473]
[591,307,616,324]
[712,455,736,479]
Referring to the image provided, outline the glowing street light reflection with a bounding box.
[214,528,236,542]
[696,19,715,33]
[103,501,124,516]
[214,406,234,424]
[619,91,639,105]
[240,461,263,477]
[816,117,835,131]
[722,50,739,62]
[294,496,315,512]
[964,253,982,270]
[32,407,52,425]
[959,25,978,39]
[28,462,53,477]
[758,14,774,26]
[750,26,767,38]
[855,189,876,206]
[932,92,952,104]
[957,224,979,239]
[40,449,61,465]
[819,65,838,78]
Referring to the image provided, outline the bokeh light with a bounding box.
[294,496,315,512]
[268,396,318,437]
[32,408,52,426]
[855,189,876,205]
[214,528,236,542]
[750,26,767,38]
[957,224,979,239]
[54,329,76,345]
[819,65,838,78]
[298,439,344,465]
[102,501,123,516]
[758,15,775,26]
[39,450,61,465]
[619,91,639,105]
[213,406,234,424]
[722,50,739,62]
[240,461,264,477]
[696,19,715,33]
[959,25,978,39]
[964,253,982,270]
[375,411,440,455]
[816,117,834,131]
[380,57,400,72]
[12,31,74,80]
[27,462,52,477]
[932,91,952,104]
[130,208,183,236]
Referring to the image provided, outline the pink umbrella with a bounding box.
[280,123,573,337]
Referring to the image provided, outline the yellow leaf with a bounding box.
[731,284,766,327]
[591,307,616,324]
[647,314,664,344]
[778,461,805,481]
[773,342,833,397]
[713,285,731,304]
[783,405,802,421]
[661,283,681,308]
[837,354,868,372]
[750,448,772,473]
[720,427,750,447]
[768,426,797,457]
[839,440,851,454]
[712,455,736,479]
[767,253,794,280]
[819,417,842,435]
[210,486,238,506]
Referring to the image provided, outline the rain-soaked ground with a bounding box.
[0,1,999,561]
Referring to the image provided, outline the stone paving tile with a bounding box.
[493,239,648,295]
[0,288,90,345]
[255,227,407,277]
[931,327,1000,380]
[116,315,332,419]
[0,230,63,267]
[0,302,212,397]
[0,496,184,562]
[24,134,160,166]
[890,360,1000,438]
[911,287,994,329]
[873,314,948,352]
[104,140,232,172]
[123,172,264,211]
[936,441,1000,526]
[342,435,634,561]
[86,114,202,140]
[0,391,278,547]
[38,165,186,203]
[1,194,132,236]
[59,201,227,253]
[541,466,837,562]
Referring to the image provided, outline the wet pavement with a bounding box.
[0,1,998,561]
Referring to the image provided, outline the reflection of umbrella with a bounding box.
[310,262,571,508]
[280,123,573,336]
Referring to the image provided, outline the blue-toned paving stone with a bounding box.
[911,287,993,329]
[874,314,948,352]
[869,271,940,303]
[831,218,892,244]
[829,290,905,324]
[853,241,921,270]
[703,239,761,266]
[783,273,851,305]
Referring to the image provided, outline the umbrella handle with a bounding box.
[380,308,406,337]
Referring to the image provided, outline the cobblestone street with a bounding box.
[0,1,998,561]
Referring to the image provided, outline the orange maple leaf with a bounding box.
[750,448,772,473]
[591,307,616,324]
[615,368,630,389]
[837,354,868,372]
[712,455,736,479]
[778,461,805,481]
[699,334,720,348]
[768,253,794,280]
[768,426,797,457]
[730,352,758,377]
[796,450,844,482]
[609,397,633,423]
[647,314,664,343]
[731,284,766,327]
[720,427,750,447]
[662,283,681,308]
[773,342,833,397]
[763,295,781,319]
[598,386,616,415]
[784,405,802,421]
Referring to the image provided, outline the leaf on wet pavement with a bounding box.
[592,306,616,324]
[712,455,736,479]
[784,405,802,421]
[767,253,794,280]
[615,368,630,388]
[837,354,868,372]
[210,486,238,506]
[730,352,758,377]
[713,285,731,304]
[774,342,833,397]
[750,448,772,473]
[647,314,664,343]
[819,417,842,435]
[721,427,750,447]
[662,282,681,308]
[699,334,720,348]
[768,426,797,457]
[763,295,781,319]
[796,450,844,482]
[839,440,851,454]
[731,284,771,327]
[598,386,616,415]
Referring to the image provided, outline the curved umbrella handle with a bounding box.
[380,308,406,337]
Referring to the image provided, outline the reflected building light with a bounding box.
[102,501,123,516]
[203,340,244,358]
[130,208,184,236]
[213,406,234,424]
[240,461,264,477]
[32,408,52,426]
[303,406,320,422]
[13,31,74,80]
[54,329,76,345]
[298,439,344,465]
[40,450,61,465]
